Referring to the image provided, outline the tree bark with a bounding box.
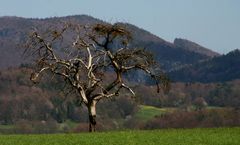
[88,100,97,132]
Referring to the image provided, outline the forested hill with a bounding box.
[114,23,219,70]
[169,49,240,82]
[174,38,220,57]
[0,15,218,71]
[1,15,239,83]
[0,15,103,69]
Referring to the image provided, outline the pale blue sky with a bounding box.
[0,0,239,54]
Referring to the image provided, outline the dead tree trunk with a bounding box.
[87,100,97,132]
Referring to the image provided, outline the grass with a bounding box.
[0,127,239,145]
[0,125,15,130]
[59,120,79,131]
[134,105,230,122]
[135,105,175,121]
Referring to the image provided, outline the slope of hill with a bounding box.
[174,38,220,57]
[118,23,219,70]
[0,15,103,69]
[0,15,218,71]
[169,49,240,82]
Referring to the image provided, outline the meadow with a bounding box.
[0,127,239,145]
[135,105,175,122]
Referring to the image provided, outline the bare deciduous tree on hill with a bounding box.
[25,23,169,132]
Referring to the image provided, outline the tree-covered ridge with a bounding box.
[169,49,240,82]
[0,15,217,71]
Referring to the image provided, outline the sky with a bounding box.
[0,0,239,54]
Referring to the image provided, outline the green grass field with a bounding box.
[135,105,175,121]
[134,105,228,122]
[0,127,239,145]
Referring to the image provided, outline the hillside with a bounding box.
[174,38,220,57]
[169,49,240,82]
[117,23,219,70]
[0,15,103,68]
[0,15,218,71]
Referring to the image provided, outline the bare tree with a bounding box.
[25,23,169,132]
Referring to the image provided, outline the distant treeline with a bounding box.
[0,67,239,133]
